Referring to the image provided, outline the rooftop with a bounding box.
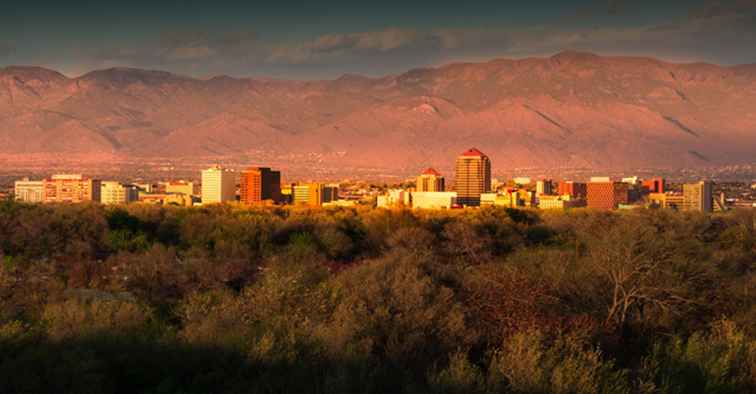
[460,148,486,157]
[421,167,442,176]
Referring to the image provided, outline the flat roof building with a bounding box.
[43,174,101,203]
[100,181,138,205]
[557,181,587,198]
[240,167,281,205]
[293,183,338,206]
[683,181,713,213]
[14,178,44,203]
[201,165,236,204]
[587,181,629,210]
[411,192,457,210]
[165,181,195,196]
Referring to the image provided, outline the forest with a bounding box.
[0,200,754,394]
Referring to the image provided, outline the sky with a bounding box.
[1,0,755,79]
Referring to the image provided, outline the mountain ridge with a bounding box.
[2,51,756,171]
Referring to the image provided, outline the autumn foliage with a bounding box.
[0,201,754,393]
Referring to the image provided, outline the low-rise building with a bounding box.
[14,178,44,203]
[376,189,411,208]
[558,181,587,198]
[481,191,523,207]
[538,195,586,210]
[293,183,339,206]
[648,193,685,210]
[165,181,195,196]
[411,192,457,209]
[100,181,138,205]
[43,174,101,203]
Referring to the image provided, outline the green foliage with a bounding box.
[639,320,756,394]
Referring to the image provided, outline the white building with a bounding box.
[201,165,236,204]
[376,189,411,208]
[513,177,531,185]
[100,181,139,205]
[411,192,457,210]
[14,178,44,203]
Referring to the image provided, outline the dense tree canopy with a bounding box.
[0,200,754,393]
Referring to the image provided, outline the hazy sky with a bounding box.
[1,0,755,79]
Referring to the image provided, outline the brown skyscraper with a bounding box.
[240,167,281,204]
[417,168,445,192]
[454,148,491,206]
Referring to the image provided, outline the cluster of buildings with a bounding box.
[13,165,351,208]
[376,148,721,213]
[11,149,743,213]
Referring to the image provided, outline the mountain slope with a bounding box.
[1,51,755,171]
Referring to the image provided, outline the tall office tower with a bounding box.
[416,168,445,192]
[43,174,101,203]
[587,181,629,210]
[100,181,138,205]
[536,180,553,195]
[558,181,587,198]
[642,177,666,194]
[201,165,236,204]
[240,167,281,204]
[14,178,44,203]
[454,148,491,206]
[683,181,713,213]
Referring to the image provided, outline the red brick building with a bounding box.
[587,182,629,210]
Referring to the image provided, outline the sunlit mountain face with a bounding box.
[1,0,755,175]
[1,51,755,172]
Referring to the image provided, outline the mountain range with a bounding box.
[2,51,756,172]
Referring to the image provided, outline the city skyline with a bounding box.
[10,148,745,211]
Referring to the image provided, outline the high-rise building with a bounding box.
[14,178,44,203]
[417,168,445,192]
[100,181,138,205]
[557,181,587,198]
[201,165,236,204]
[43,174,101,203]
[683,181,713,213]
[240,167,281,205]
[454,148,491,206]
[536,180,553,196]
[587,181,629,210]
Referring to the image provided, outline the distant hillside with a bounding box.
[2,51,756,171]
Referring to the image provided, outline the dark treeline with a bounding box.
[0,200,754,394]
